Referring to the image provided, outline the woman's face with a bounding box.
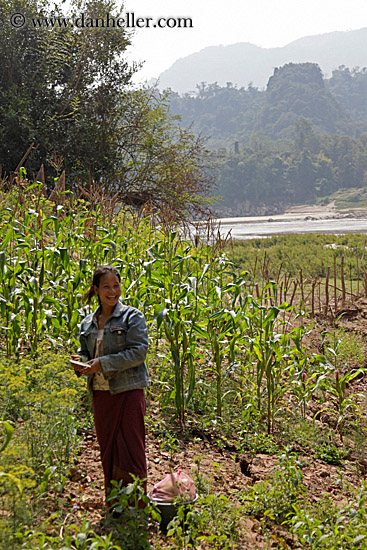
[94,272,121,310]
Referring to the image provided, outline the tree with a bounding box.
[0,0,135,180]
[329,66,367,123]
[293,118,318,153]
[104,87,215,218]
[257,63,348,138]
[0,0,214,218]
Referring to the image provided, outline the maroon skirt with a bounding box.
[92,389,147,499]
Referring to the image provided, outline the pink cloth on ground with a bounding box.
[150,470,196,502]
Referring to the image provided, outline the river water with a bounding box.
[216,215,367,240]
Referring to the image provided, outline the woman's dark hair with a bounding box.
[83,266,121,305]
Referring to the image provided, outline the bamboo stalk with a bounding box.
[360,240,367,297]
[299,269,304,303]
[14,142,37,174]
[268,281,273,306]
[252,256,258,295]
[350,263,353,297]
[276,262,283,284]
[341,255,346,306]
[290,281,298,306]
[262,252,267,290]
[324,266,330,316]
[275,262,283,304]
[333,255,337,312]
[283,273,288,302]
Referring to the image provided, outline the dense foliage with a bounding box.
[215,130,367,214]
[0,0,135,180]
[1,184,367,548]
[0,0,213,217]
[169,64,367,143]
[329,66,367,122]
[169,63,367,214]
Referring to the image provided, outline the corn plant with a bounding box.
[323,368,365,441]
[159,309,196,425]
[201,310,239,418]
[195,259,248,418]
[290,360,328,420]
[288,325,328,419]
[244,289,295,434]
[321,327,344,371]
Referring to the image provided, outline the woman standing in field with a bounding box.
[70,266,150,506]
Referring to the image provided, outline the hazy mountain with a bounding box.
[168,62,367,145]
[157,28,367,93]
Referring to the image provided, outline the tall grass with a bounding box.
[0,174,364,435]
[1,174,367,548]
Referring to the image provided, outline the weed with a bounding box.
[167,493,242,549]
[19,520,121,549]
[279,414,334,454]
[238,430,279,455]
[160,433,180,460]
[239,452,306,525]
[192,456,210,496]
[315,442,347,465]
[106,476,160,550]
[324,327,365,371]
[290,484,367,549]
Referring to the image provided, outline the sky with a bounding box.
[123,0,367,84]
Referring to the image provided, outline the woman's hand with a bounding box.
[70,354,82,374]
[75,358,102,375]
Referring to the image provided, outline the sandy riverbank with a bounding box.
[217,202,367,225]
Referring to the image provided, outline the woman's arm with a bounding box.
[77,329,92,363]
[70,321,92,376]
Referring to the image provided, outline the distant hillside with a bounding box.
[169,63,367,143]
[157,28,367,93]
[167,62,367,217]
[255,63,350,138]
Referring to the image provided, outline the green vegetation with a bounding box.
[290,488,367,549]
[169,64,367,215]
[1,180,367,548]
[227,233,367,281]
[2,5,367,545]
[331,188,367,210]
[0,0,133,182]
[213,130,367,215]
[170,64,367,143]
[0,0,213,218]
[0,353,89,545]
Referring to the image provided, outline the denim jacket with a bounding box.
[78,301,150,394]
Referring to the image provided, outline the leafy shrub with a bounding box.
[167,493,242,549]
[315,442,347,465]
[0,353,88,544]
[290,485,367,549]
[239,452,306,525]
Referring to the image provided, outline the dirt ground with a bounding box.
[64,427,366,548]
[64,295,367,548]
